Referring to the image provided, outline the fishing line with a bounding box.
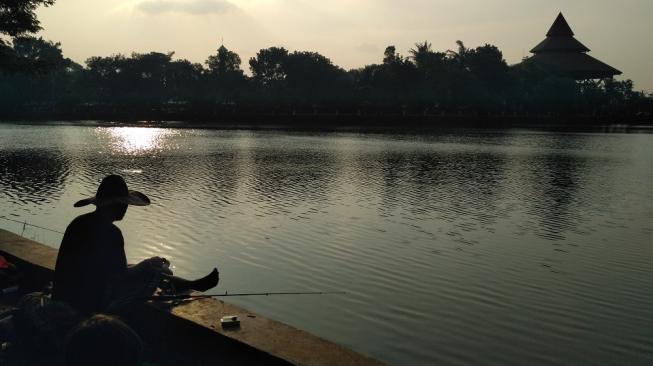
[0,218,347,302]
[0,216,65,235]
[151,291,347,301]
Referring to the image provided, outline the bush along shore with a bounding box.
[1,38,652,126]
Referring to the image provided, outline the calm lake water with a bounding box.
[1,123,653,365]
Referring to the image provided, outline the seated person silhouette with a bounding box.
[53,175,219,315]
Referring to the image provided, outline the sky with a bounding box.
[35,0,652,92]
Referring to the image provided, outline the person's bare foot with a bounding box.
[191,268,219,292]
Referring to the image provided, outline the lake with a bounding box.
[1,122,652,365]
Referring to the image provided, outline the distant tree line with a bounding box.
[1,2,651,124]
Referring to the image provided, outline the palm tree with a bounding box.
[409,41,432,69]
[446,40,468,67]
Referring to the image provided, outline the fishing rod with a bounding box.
[150,291,347,301]
[0,215,64,235]
[0,217,346,301]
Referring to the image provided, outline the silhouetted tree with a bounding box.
[125,52,173,103]
[82,52,175,105]
[283,51,350,103]
[1,35,650,122]
[383,46,399,65]
[0,36,81,107]
[167,59,203,101]
[446,40,469,67]
[466,45,509,86]
[0,0,55,36]
[249,47,289,88]
[351,45,418,107]
[465,44,511,110]
[409,41,450,108]
[0,38,17,71]
[509,60,578,113]
[204,45,247,103]
[206,45,242,77]
[12,36,65,72]
[410,41,447,72]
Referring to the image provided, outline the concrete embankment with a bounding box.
[0,229,387,366]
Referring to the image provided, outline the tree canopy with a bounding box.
[249,46,289,88]
[0,37,650,123]
[0,0,55,36]
[206,45,243,77]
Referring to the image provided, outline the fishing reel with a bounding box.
[157,261,177,296]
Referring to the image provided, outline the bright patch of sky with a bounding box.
[35,0,652,91]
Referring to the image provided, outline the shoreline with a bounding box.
[2,117,652,134]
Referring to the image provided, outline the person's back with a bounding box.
[54,211,127,315]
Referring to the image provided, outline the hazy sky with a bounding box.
[35,0,652,91]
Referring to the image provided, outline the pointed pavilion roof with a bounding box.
[526,12,621,79]
[531,13,590,53]
[546,12,575,37]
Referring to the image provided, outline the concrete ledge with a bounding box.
[0,229,57,270]
[0,229,387,366]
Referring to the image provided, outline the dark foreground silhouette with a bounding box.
[54,175,219,315]
[0,174,220,365]
[64,314,144,366]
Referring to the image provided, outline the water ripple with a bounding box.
[2,125,653,365]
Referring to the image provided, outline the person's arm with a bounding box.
[125,257,172,277]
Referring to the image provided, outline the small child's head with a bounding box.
[65,314,143,366]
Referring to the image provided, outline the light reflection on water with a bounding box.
[1,124,653,366]
[97,127,179,155]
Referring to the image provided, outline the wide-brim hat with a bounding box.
[74,175,150,208]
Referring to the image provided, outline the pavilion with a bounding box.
[525,13,622,80]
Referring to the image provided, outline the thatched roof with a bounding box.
[527,52,622,79]
[527,12,621,79]
[531,36,590,54]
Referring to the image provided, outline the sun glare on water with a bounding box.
[99,126,177,154]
